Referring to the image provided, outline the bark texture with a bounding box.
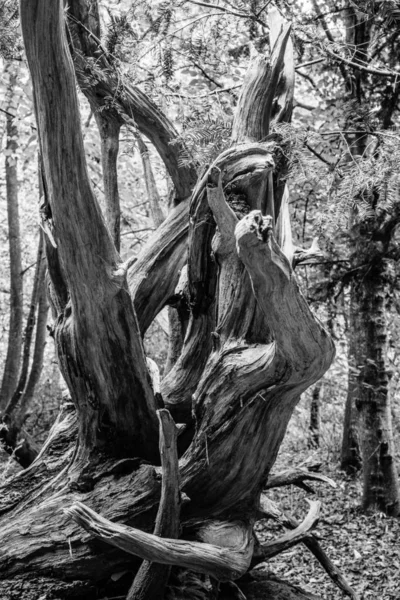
[0,4,336,599]
[66,0,197,203]
[0,101,23,411]
[339,6,400,512]
[347,227,400,515]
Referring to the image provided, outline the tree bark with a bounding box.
[0,5,336,598]
[95,114,121,251]
[339,5,400,512]
[308,382,322,449]
[66,0,197,203]
[341,322,362,473]
[21,0,160,462]
[1,230,46,467]
[348,233,400,515]
[0,82,23,412]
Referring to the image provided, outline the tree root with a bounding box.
[254,500,320,561]
[258,496,359,600]
[66,501,253,582]
[127,409,180,599]
[265,466,336,494]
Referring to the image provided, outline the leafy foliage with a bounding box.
[0,0,22,59]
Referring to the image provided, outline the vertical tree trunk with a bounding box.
[341,312,362,473]
[2,231,47,467]
[5,230,44,416]
[350,241,400,515]
[0,89,23,412]
[95,115,121,251]
[15,259,49,424]
[339,4,400,512]
[308,382,322,449]
[136,132,186,376]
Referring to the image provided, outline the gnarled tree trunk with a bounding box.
[0,3,339,599]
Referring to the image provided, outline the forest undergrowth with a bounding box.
[261,442,400,600]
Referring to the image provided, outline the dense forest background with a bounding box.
[1,1,400,598]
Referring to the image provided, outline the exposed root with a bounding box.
[258,496,359,600]
[66,502,253,582]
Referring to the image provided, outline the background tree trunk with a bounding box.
[339,3,400,513]
[308,382,322,449]
[0,69,23,412]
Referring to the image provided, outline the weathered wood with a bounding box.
[67,0,197,202]
[0,89,23,412]
[236,212,334,377]
[265,467,336,491]
[256,500,320,561]
[0,7,338,597]
[95,114,121,250]
[127,409,180,599]
[231,19,291,143]
[67,502,253,582]
[21,0,160,461]
[128,200,189,336]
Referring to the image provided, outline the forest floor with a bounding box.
[257,445,400,600]
[1,437,399,599]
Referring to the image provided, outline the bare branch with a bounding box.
[67,0,197,201]
[136,134,166,228]
[66,502,253,582]
[265,467,336,491]
[232,15,292,142]
[127,409,180,599]
[256,500,321,560]
[128,200,189,335]
[236,211,334,378]
[258,496,359,600]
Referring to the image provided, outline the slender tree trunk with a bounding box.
[339,3,368,475]
[308,382,322,449]
[0,88,23,412]
[136,132,186,376]
[18,258,49,418]
[5,230,44,416]
[95,115,121,251]
[1,231,46,466]
[136,133,166,229]
[341,314,362,473]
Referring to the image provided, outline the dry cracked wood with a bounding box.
[266,467,337,492]
[66,502,254,582]
[67,0,197,202]
[0,5,337,597]
[21,0,160,460]
[127,409,180,599]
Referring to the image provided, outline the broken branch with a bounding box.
[66,503,253,582]
[127,409,180,599]
[258,496,359,600]
[255,500,320,561]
